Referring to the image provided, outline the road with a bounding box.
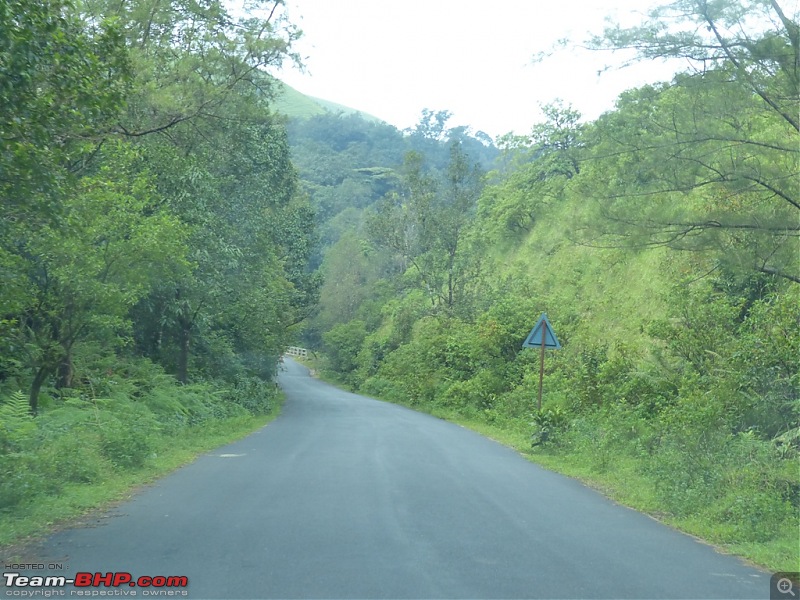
[3,358,769,599]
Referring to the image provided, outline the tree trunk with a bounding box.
[56,349,73,389]
[29,366,49,415]
[447,269,454,308]
[177,325,190,384]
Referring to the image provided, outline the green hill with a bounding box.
[297,11,799,574]
[271,81,385,123]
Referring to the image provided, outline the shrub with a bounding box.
[40,434,108,484]
[0,452,56,510]
[228,376,277,415]
[530,406,569,447]
[0,391,36,452]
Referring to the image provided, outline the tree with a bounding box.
[130,115,317,384]
[366,144,484,310]
[408,109,453,142]
[79,0,300,138]
[574,0,799,283]
[0,0,130,215]
[11,143,188,412]
[481,102,584,236]
[0,0,139,411]
[589,0,798,132]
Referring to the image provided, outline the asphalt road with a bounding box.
[4,358,771,599]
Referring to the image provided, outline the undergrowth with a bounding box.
[0,356,281,547]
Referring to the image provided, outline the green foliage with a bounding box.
[0,0,130,210]
[0,0,318,406]
[322,320,368,384]
[0,356,272,513]
[588,0,798,132]
[530,407,569,447]
[366,145,485,310]
[227,376,279,415]
[575,0,799,283]
[482,102,583,240]
[0,392,36,451]
[310,4,799,561]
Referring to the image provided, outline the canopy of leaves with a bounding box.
[0,0,317,411]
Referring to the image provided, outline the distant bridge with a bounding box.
[284,346,309,359]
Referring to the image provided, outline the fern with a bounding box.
[774,426,800,458]
[0,391,37,450]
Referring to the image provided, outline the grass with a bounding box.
[272,81,384,123]
[0,398,283,554]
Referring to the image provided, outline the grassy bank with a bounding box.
[438,411,798,573]
[0,358,284,551]
[0,409,279,551]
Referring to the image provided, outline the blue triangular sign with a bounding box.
[522,313,561,349]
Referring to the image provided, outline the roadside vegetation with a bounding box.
[298,0,799,573]
[1,0,796,575]
[0,373,282,547]
[1,0,315,544]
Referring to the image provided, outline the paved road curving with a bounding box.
[5,358,768,598]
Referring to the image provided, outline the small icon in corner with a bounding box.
[772,573,800,599]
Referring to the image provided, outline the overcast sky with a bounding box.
[275,0,685,138]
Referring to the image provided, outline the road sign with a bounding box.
[522,313,561,349]
[521,313,561,411]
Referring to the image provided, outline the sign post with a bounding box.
[522,313,561,411]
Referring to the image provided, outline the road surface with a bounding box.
[3,358,770,599]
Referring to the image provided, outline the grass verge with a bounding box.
[0,397,282,555]
[427,408,799,573]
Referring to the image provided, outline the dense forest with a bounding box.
[0,0,317,522]
[0,0,797,571]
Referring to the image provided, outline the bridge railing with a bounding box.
[285,346,308,358]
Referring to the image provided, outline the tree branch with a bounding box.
[701,2,800,132]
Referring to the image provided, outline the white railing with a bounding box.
[285,346,308,358]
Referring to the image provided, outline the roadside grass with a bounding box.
[0,401,282,553]
[301,363,798,574]
[434,411,799,574]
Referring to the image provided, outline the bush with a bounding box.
[40,434,108,484]
[530,407,569,447]
[0,355,277,517]
[99,417,155,470]
[228,375,277,414]
[360,377,404,404]
[0,452,57,510]
[0,391,36,452]
[323,320,367,378]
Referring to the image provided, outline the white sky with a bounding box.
[275,0,686,139]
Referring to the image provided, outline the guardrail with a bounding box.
[285,346,308,358]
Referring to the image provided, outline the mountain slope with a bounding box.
[272,81,385,123]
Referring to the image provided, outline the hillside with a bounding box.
[282,104,499,272]
[272,81,385,123]
[301,4,799,575]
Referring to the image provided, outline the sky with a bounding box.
[274,0,686,139]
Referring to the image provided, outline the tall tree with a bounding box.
[589,0,798,132]
[366,144,484,309]
[12,143,187,412]
[78,0,300,138]
[0,0,130,213]
[575,0,799,283]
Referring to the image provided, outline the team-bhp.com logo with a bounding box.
[4,572,189,596]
